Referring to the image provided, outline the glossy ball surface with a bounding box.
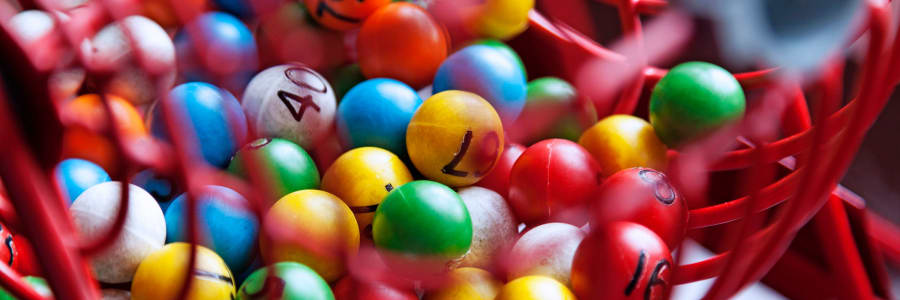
[468,0,534,40]
[0,276,51,300]
[149,82,247,168]
[132,243,235,300]
[175,12,258,92]
[592,168,687,249]
[305,0,391,31]
[321,147,413,235]
[474,143,524,198]
[165,186,259,273]
[54,158,110,206]
[457,187,517,269]
[649,61,745,148]
[508,139,600,224]
[579,115,668,177]
[433,44,526,124]
[407,91,504,187]
[214,0,253,17]
[228,138,320,204]
[372,181,472,271]
[425,267,501,300]
[571,222,672,300]
[237,262,334,300]
[333,276,417,300]
[495,276,575,300]
[337,78,423,157]
[516,77,583,143]
[358,3,448,88]
[260,190,359,282]
[61,94,147,172]
[70,182,166,283]
[473,39,526,77]
[507,223,584,286]
[242,64,336,149]
[0,222,15,271]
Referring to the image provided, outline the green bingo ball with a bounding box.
[521,77,583,143]
[236,262,334,300]
[649,61,746,148]
[372,180,472,271]
[0,276,52,300]
[228,138,319,205]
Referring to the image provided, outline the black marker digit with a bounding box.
[644,259,670,300]
[625,250,647,296]
[442,130,473,177]
[278,90,321,122]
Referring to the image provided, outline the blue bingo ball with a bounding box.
[54,159,110,206]
[149,82,248,168]
[175,12,258,93]
[213,0,253,18]
[165,185,259,273]
[432,43,527,124]
[336,78,423,157]
[131,169,179,211]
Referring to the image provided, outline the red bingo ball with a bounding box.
[475,143,525,198]
[334,276,417,300]
[571,222,672,300]
[508,139,600,225]
[591,168,687,249]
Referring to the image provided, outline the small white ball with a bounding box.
[101,289,130,300]
[70,182,166,283]
[457,187,518,269]
[242,64,336,149]
[507,222,585,287]
[8,10,55,44]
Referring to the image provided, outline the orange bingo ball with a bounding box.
[305,0,392,31]
[61,94,147,171]
[357,3,448,88]
[407,91,504,187]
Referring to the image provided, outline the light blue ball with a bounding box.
[165,185,259,273]
[213,0,253,18]
[336,78,423,157]
[54,159,110,206]
[175,12,258,93]
[150,82,247,168]
[432,44,527,124]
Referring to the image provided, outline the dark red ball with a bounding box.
[508,139,600,225]
[591,168,688,248]
[333,276,418,300]
[475,143,525,198]
[0,223,14,268]
[571,222,672,300]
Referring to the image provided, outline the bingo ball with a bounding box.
[358,3,448,88]
[467,0,534,40]
[407,91,504,187]
[0,276,52,300]
[54,158,110,205]
[433,43,527,124]
[649,61,746,148]
[321,147,412,235]
[242,64,336,149]
[571,222,672,300]
[142,0,206,28]
[592,168,687,249]
[305,0,392,31]
[474,143,524,198]
[101,289,130,300]
[8,10,54,45]
[0,222,14,268]
[61,94,147,172]
[372,181,472,273]
[70,182,166,283]
[214,0,254,17]
[12,235,39,276]
[508,139,600,224]
[132,243,235,300]
[149,82,248,168]
[456,187,517,269]
[331,64,366,101]
[260,190,359,282]
[237,262,334,300]
[495,276,575,300]
[334,276,418,300]
[336,78,423,157]
[425,267,501,300]
[176,12,258,93]
[165,185,260,273]
[131,169,178,207]
[507,223,585,287]
[473,39,526,77]
[80,15,175,105]
[579,115,668,177]
[516,77,584,143]
[228,138,320,203]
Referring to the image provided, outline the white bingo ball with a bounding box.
[102,289,131,300]
[70,182,166,283]
[507,222,585,287]
[242,64,336,149]
[457,187,518,269]
[8,10,55,44]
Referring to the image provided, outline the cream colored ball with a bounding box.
[507,223,585,287]
[457,187,518,269]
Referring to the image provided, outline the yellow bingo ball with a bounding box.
[407,91,504,187]
[579,114,668,177]
[321,147,413,235]
[469,0,534,40]
[425,267,501,300]
[495,276,576,300]
[260,190,359,282]
[131,243,235,300]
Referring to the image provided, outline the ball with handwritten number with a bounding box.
[237,262,334,300]
[131,243,235,300]
[242,64,337,149]
[305,0,391,31]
